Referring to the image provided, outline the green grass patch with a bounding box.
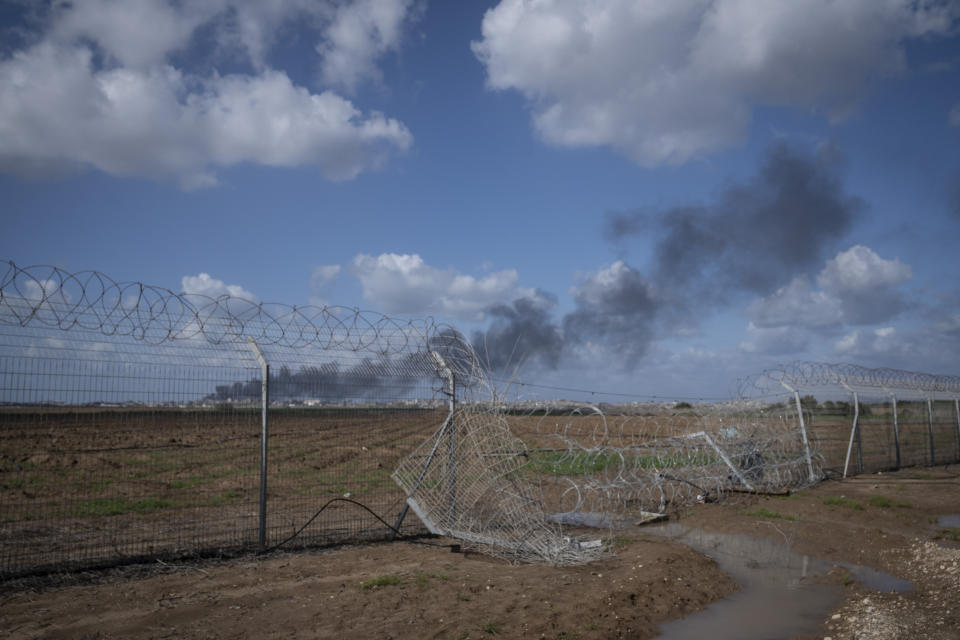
[823,496,864,510]
[201,490,242,507]
[76,497,175,517]
[170,476,207,489]
[415,571,450,587]
[84,478,117,492]
[937,528,960,541]
[747,507,796,521]
[481,620,500,635]
[359,575,401,590]
[868,495,911,509]
[527,450,717,475]
[527,451,623,475]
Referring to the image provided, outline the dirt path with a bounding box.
[2,466,958,639]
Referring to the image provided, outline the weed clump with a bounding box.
[823,496,864,510]
[359,575,401,590]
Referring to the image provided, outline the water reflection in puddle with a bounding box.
[642,523,911,640]
[939,514,960,528]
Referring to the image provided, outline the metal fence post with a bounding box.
[955,398,960,462]
[926,398,935,466]
[854,392,863,473]
[247,338,269,551]
[428,351,457,526]
[841,385,860,478]
[887,391,901,470]
[779,381,817,483]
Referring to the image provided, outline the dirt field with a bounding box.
[2,465,958,639]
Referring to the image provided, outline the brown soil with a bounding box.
[3,465,959,640]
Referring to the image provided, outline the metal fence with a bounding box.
[742,362,960,476]
[0,262,471,578]
[3,263,960,576]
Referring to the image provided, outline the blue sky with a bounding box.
[1,0,959,398]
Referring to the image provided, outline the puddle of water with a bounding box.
[642,523,911,640]
[939,514,960,528]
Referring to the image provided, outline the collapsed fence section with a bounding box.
[490,391,822,528]
[3,262,959,575]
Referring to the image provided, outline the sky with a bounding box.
[1,0,959,399]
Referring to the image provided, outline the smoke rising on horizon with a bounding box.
[474,143,866,374]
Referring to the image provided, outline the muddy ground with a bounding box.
[2,465,959,640]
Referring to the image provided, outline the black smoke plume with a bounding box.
[479,143,865,373]
[471,293,563,372]
[208,353,434,403]
[609,142,864,298]
[562,262,658,369]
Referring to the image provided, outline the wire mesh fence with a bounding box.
[2,263,959,575]
[0,262,461,577]
[483,390,822,532]
[740,362,960,477]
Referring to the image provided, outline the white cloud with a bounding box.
[816,245,912,294]
[52,0,223,70]
[22,278,71,303]
[317,0,420,92]
[746,275,843,329]
[473,0,956,165]
[835,326,898,355]
[949,104,960,127]
[0,1,416,187]
[312,264,342,284]
[747,245,913,337]
[350,253,532,320]
[828,305,960,374]
[181,273,256,301]
[309,264,342,306]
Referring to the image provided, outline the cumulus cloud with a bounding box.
[823,294,960,373]
[817,245,911,292]
[748,245,912,334]
[835,326,899,356]
[740,245,913,357]
[318,0,422,92]
[350,253,533,320]
[0,0,417,187]
[51,0,222,70]
[309,264,342,306]
[746,276,844,329]
[181,273,256,301]
[473,0,957,165]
